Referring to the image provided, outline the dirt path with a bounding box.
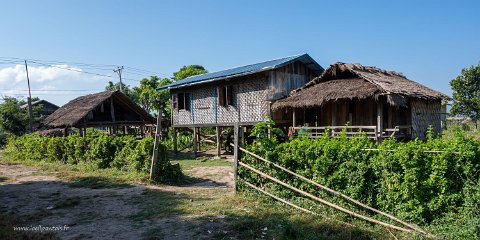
[0,163,235,240]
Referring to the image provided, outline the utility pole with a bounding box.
[113,66,124,92]
[24,60,33,133]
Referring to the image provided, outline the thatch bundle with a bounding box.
[43,90,154,128]
[272,62,450,110]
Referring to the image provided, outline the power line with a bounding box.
[28,60,116,78]
[0,56,165,77]
[0,89,103,92]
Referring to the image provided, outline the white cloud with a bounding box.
[0,64,114,105]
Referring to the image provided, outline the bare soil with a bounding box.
[0,163,234,240]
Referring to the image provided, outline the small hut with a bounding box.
[271,62,450,140]
[21,99,59,116]
[43,90,155,136]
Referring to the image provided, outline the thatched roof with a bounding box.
[272,62,450,110]
[43,90,154,128]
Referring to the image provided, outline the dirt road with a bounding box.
[0,163,234,239]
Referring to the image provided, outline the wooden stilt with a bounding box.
[197,127,201,152]
[193,127,197,158]
[216,126,221,157]
[173,127,178,154]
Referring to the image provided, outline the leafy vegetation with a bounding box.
[105,64,207,120]
[450,62,480,129]
[240,121,480,239]
[3,133,182,183]
[0,96,44,136]
[173,65,208,81]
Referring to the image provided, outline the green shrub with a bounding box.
[240,122,480,230]
[3,132,182,183]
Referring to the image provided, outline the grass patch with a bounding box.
[0,153,150,186]
[68,176,132,189]
[0,175,9,182]
[171,153,232,170]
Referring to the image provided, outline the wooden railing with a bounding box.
[384,125,411,138]
[291,125,412,141]
[291,126,378,139]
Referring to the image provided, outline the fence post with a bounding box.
[233,123,242,193]
[150,107,162,180]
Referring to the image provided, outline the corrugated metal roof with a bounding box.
[157,53,323,91]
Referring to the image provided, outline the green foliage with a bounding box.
[0,97,29,135]
[173,65,207,80]
[450,62,480,126]
[4,133,182,183]
[240,121,480,238]
[133,76,172,119]
[105,81,137,101]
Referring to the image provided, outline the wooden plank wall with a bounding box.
[267,61,315,101]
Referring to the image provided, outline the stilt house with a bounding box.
[272,62,450,140]
[157,53,324,155]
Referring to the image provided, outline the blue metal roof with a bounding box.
[157,53,323,91]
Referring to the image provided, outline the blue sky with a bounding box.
[0,0,479,105]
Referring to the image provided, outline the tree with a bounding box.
[105,81,137,101]
[450,63,480,129]
[133,76,172,118]
[0,97,29,135]
[173,65,207,80]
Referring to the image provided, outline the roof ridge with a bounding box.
[180,53,306,81]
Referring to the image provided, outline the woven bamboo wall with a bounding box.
[171,76,269,126]
[411,99,442,139]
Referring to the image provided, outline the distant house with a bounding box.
[272,62,450,140]
[43,90,155,136]
[21,99,59,116]
[157,54,324,155]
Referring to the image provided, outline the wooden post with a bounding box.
[150,108,162,180]
[332,102,337,126]
[377,101,383,143]
[292,109,296,127]
[193,126,197,158]
[267,101,272,119]
[303,107,306,125]
[110,97,117,135]
[197,127,201,152]
[159,105,163,141]
[216,126,221,157]
[233,123,242,193]
[173,127,178,154]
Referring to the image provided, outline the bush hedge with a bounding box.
[240,122,480,238]
[4,133,182,182]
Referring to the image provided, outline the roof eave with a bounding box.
[157,67,274,91]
